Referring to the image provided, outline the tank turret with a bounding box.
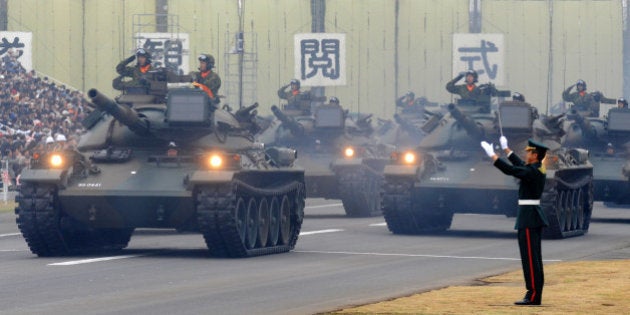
[447,103,484,140]
[271,105,306,137]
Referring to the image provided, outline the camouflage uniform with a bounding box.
[562,85,616,117]
[115,55,152,89]
[191,70,221,104]
[277,84,312,113]
[446,74,492,111]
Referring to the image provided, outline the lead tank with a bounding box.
[257,104,389,217]
[15,79,305,258]
[561,108,630,205]
[381,101,594,239]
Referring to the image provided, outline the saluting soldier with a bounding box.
[446,69,493,112]
[277,79,312,113]
[562,79,616,117]
[114,48,153,90]
[481,137,549,306]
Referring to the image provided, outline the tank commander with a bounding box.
[277,79,312,113]
[446,69,497,112]
[562,79,615,117]
[481,137,549,306]
[190,54,222,105]
[113,48,153,91]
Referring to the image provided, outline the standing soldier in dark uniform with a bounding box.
[190,54,221,105]
[277,79,312,113]
[480,137,549,306]
[114,48,153,91]
[562,79,616,117]
[446,69,494,112]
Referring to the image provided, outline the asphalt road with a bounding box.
[0,200,629,315]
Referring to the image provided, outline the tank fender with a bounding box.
[189,170,236,186]
[383,164,421,177]
[19,169,66,184]
[330,158,364,169]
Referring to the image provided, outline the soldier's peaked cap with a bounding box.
[525,139,548,153]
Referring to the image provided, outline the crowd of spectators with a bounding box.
[0,50,91,187]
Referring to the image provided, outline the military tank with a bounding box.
[257,103,389,217]
[381,100,594,239]
[15,77,305,258]
[562,107,630,205]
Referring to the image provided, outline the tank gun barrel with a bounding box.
[88,89,150,136]
[235,103,259,119]
[447,103,484,139]
[271,105,304,136]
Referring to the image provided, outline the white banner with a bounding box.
[135,33,190,75]
[0,32,33,71]
[452,33,505,86]
[294,33,346,86]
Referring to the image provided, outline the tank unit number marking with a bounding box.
[429,177,450,182]
[78,183,102,188]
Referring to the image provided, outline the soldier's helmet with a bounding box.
[465,69,478,83]
[55,134,67,142]
[512,92,525,102]
[618,97,628,108]
[198,54,215,69]
[329,96,339,105]
[45,136,54,144]
[290,79,301,89]
[405,91,415,99]
[576,79,587,90]
[135,48,151,63]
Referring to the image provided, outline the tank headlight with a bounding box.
[50,154,64,168]
[403,152,416,164]
[344,147,355,158]
[208,155,223,168]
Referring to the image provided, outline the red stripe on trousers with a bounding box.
[526,228,537,301]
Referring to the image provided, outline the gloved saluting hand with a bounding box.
[500,136,508,150]
[481,141,495,158]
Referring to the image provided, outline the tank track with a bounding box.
[381,176,453,234]
[15,183,133,256]
[542,174,593,239]
[338,166,383,217]
[196,179,305,258]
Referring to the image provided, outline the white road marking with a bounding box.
[295,250,562,262]
[299,229,344,236]
[305,203,343,209]
[48,254,145,266]
[0,249,27,252]
[0,233,20,238]
[369,222,387,227]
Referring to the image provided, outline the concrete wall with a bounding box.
[6,0,623,117]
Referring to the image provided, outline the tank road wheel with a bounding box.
[339,168,382,217]
[196,181,305,258]
[257,198,270,248]
[245,198,259,249]
[268,197,280,246]
[279,195,291,245]
[235,197,248,245]
[542,175,594,239]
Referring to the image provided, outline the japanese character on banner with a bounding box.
[452,33,505,86]
[135,33,190,75]
[294,33,346,86]
[0,32,33,71]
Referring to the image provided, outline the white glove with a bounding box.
[480,141,495,158]
[500,136,508,150]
